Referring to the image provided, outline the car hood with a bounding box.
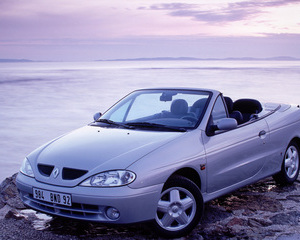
[29,126,183,187]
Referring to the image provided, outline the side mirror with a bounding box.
[93,112,102,121]
[217,118,238,131]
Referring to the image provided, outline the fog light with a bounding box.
[106,207,120,220]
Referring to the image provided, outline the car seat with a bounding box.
[224,97,243,124]
[170,99,188,116]
[233,98,262,123]
[191,98,207,118]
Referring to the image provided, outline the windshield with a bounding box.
[97,89,211,131]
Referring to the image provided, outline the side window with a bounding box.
[211,95,227,125]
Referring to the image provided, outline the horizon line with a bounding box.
[1,56,300,63]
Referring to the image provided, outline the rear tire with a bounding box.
[152,175,203,238]
[273,141,300,185]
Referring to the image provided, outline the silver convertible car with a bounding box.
[17,88,300,238]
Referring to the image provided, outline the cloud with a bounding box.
[149,3,197,10]
[1,0,299,60]
[169,8,257,23]
[229,0,300,9]
[141,0,300,23]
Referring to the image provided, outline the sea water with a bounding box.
[0,60,300,181]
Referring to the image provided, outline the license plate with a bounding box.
[33,188,72,206]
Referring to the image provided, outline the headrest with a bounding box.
[233,99,262,113]
[171,99,188,115]
[191,98,207,116]
[224,97,233,113]
[192,98,207,109]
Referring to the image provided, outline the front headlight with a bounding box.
[80,170,136,187]
[20,158,35,178]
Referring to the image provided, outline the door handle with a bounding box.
[259,130,267,139]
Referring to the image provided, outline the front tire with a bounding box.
[273,141,300,185]
[153,175,203,238]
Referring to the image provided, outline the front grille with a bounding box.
[38,164,54,177]
[37,164,88,180]
[21,192,109,221]
[62,168,88,180]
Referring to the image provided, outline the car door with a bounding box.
[202,95,269,193]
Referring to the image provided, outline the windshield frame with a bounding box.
[95,89,212,131]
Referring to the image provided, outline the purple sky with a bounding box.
[1,0,300,61]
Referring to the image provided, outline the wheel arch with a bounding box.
[166,167,202,191]
[290,137,300,148]
[273,136,300,185]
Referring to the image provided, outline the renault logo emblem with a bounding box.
[53,168,60,179]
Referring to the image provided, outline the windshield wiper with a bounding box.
[97,119,134,129]
[126,122,186,132]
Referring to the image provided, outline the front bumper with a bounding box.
[16,173,163,224]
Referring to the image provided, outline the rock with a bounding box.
[0,200,4,209]
[202,204,232,224]
[7,197,25,209]
[5,209,25,220]
[248,218,272,227]
[277,233,300,240]
[212,194,283,213]
[0,173,25,209]
[0,173,18,200]
[270,211,300,226]
[227,217,247,227]
[0,205,12,220]
[286,195,300,202]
